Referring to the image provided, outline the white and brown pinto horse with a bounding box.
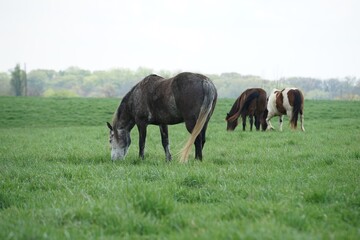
[265,88,305,131]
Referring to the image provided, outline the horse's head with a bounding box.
[225,113,238,131]
[107,122,131,160]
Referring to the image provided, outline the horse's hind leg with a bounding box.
[194,134,203,161]
[279,115,284,131]
[159,125,172,161]
[254,115,260,131]
[184,117,210,161]
[195,122,210,161]
[185,119,205,161]
[300,112,305,131]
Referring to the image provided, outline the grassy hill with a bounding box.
[0,96,359,239]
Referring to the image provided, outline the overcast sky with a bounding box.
[1,0,359,80]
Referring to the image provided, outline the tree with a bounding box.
[10,64,26,96]
[0,72,11,95]
[27,70,48,96]
[324,78,342,99]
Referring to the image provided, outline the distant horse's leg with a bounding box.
[300,112,305,131]
[266,113,275,130]
[254,115,260,131]
[159,125,172,161]
[249,115,254,131]
[137,123,147,159]
[242,115,246,131]
[279,115,284,131]
[287,110,294,129]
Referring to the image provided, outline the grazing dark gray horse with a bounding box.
[107,72,217,163]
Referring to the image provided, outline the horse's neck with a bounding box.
[231,98,241,115]
[115,106,135,131]
[227,98,242,121]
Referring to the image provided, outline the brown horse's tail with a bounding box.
[240,91,259,115]
[290,89,304,129]
[227,91,259,123]
[180,81,217,163]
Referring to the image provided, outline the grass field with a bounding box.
[0,96,359,239]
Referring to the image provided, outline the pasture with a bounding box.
[0,96,359,239]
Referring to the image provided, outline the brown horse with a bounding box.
[225,88,267,131]
[107,72,217,163]
[264,88,305,131]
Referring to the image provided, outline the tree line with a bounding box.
[1,64,360,100]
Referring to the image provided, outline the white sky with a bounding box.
[1,0,359,80]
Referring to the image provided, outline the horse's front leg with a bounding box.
[266,114,275,130]
[159,125,172,161]
[137,123,147,159]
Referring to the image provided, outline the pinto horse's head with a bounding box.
[107,122,131,160]
[225,113,238,131]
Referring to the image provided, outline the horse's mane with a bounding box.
[112,74,164,126]
[226,95,242,122]
[112,87,134,127]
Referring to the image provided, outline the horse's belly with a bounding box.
[150,94,184,124]
[151,115,183,125]
[147,104,183,125]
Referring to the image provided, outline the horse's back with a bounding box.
[241,88,267,113]
[267,88,284,115]
[281,88,304,110]
[128,72,216,125]
[267,87,304,115]
[172,72,214,94]
[255,88,267,112]
[172,72,217,114]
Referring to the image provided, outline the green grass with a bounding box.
[0,96,359,239]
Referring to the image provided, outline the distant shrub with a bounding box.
[43,89,79,97]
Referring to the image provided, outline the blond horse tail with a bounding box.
[180,84,216,163]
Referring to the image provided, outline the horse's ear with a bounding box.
[106,122,113,131]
